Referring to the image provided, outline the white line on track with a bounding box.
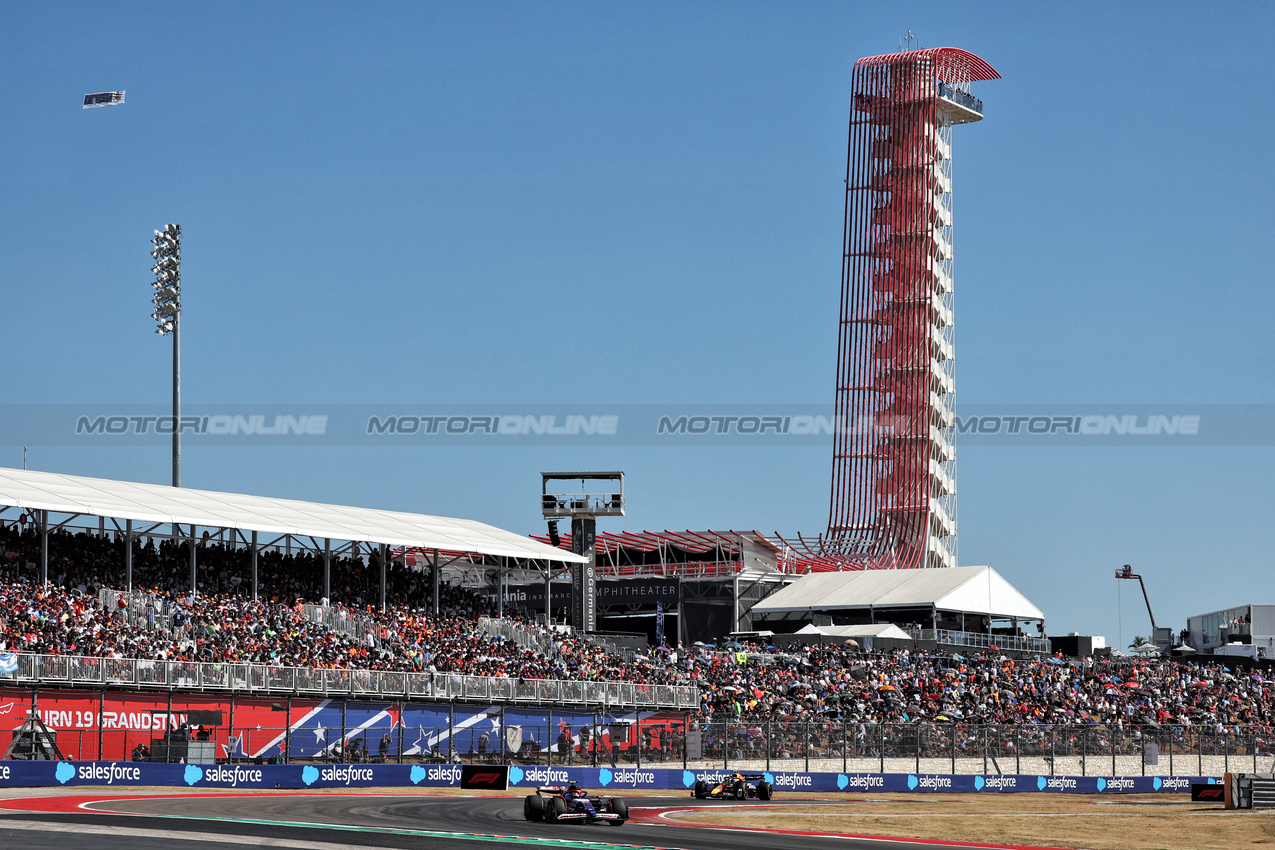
[0,819,375,849]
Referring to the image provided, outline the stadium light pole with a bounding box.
[150,224,182,487]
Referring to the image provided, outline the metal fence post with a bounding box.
[228,694,237,763]
[1015,726,1020,775]
[167,690,174,762]
[879,724,885,774]
[1198,727,1202,777]
[1049,726,1055,776]
[397,701,405,764]
[951,725,956,775]
[500,704,507,765]
[548,707,554,766]
[635,711,641,770]
[98,688,105,759]
[682,712,687,772]
[915,725,920,775]
[843,719,848,775]
[805,720,810,774]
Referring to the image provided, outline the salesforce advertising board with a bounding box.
[0,762,1211,793]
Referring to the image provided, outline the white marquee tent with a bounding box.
[751,565,1043,623]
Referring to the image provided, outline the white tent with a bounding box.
[0,467,584,563]
[793,623,913,640]
[751,565,1043,622]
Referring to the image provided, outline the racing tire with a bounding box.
[732,780,746,799]
[757,781,773,801]
[608,798,628,825]
[694,780,708,800]
[544,795,566,824]
[524,795,545,821]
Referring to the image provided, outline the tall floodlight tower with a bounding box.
[150,224,182,487]
[828,48,998,570]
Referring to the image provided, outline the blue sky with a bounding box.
[2,2,1272,644]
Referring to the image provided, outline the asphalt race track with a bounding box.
[0,792,1022,850]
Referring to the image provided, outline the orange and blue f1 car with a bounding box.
[693,772,774,800]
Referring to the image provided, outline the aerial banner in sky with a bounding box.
[83,91,125,108]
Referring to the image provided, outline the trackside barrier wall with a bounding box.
[0,762,1220,792]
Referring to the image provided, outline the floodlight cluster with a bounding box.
[150,224,181,335]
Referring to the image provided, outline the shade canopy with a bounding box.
[0,467,585,564]
[751,565,1043,621]
[793,623,913,640]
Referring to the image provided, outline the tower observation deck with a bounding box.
[827,47,999,571]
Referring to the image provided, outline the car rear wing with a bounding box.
[536,785,569,794]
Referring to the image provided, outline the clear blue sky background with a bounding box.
[2,2,1271,645]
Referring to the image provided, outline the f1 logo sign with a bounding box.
[461,764,509,791]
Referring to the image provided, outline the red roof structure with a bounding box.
[854,47,1000,85]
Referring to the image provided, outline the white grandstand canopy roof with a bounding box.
[0,467,585,563]
[751,566,1043,621]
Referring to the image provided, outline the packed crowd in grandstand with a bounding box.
[0,524,1269,731]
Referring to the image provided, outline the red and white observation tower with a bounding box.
[826,46,999,571]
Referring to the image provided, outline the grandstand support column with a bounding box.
[544,561,551,625]
[39,510,47,587]
[323,538,331,602]
[125,519,133,595]
[378,544,388,609]
[431,548,439,617]
[250,530,258,602]
[285,697,292,764]
[188,524,197,595]
[379,542,386,612]
[497,557,504,618]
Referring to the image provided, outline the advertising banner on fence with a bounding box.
[0,761,1220,793]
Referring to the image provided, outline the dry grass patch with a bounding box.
[662,793,1275,850]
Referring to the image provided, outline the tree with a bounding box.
[1129,636,1148,649]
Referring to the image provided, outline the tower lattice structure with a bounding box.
[827,47,998,570]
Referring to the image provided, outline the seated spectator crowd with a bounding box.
[0,523,1270,729]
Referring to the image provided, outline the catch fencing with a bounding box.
[1,652,699,710]
[684,719,1275,778]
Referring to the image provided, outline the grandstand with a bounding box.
[0,469,1272,780]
